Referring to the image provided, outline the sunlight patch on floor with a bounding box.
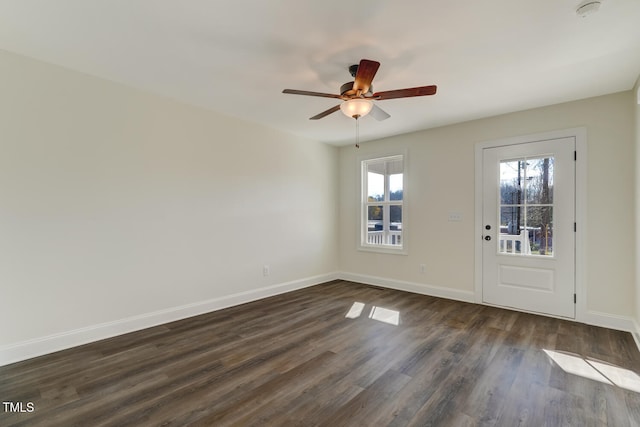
[368,306,400,325]
[345,302,400,326]
[345,302,365,319]
[544,349,640,393]
[588,359,640,393]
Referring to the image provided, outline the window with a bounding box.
[360,154,406,253]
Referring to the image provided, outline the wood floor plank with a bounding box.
[1,280,639,426]
[315,368,413,427]
[383,350,460,426]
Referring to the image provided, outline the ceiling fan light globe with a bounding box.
[340,99,373,119]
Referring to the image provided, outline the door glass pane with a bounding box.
[527,206,554,256]
[499,206,525,254]
[525,157,554,204]
[500,160,523,205]
[500,206,523,235]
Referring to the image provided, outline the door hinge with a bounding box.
[574,222,577,232]
[574,293,577,304]
[574,151,577,161]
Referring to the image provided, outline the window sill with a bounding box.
[358,245,408,256]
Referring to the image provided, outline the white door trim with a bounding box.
[474,127,587,322]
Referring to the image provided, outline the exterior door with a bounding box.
[482,137,575,318]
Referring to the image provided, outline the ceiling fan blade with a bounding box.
[283,89,343,99]
[353,59,380,95]
[369,104,391,121]
[373,85,437,100]
[309,105,341,120]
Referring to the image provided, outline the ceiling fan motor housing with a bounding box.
[340,81,373,98]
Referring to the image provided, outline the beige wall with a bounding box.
[339,91,636,318]
[1,46,637,360]
[0,49,339,347]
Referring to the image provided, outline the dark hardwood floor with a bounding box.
[2,280,640,426]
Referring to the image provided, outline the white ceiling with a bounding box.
[1,1,639,146]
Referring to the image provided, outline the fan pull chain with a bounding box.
[355,115,360,148]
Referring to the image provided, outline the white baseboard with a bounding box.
[0,272,339,367]
[633,320,640,353]
[580,310,638,334]
[337,272,476,304]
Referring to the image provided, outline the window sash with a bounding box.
[361,154,405,251]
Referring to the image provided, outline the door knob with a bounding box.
[484,235,491,241]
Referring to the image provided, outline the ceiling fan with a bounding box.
[282,59,437,121]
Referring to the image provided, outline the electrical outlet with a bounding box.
[263,265,270,276]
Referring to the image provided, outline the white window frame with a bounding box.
[358,152,408,255]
